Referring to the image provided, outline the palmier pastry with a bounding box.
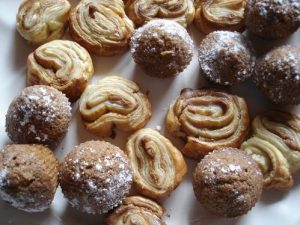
[166,89,249,159]
[79,76,151,137]
[107,196,166,225]
[69,0,134,56]
[125,0,195,27]
[241,111,300,190]
[125,128,187,199]
[16,0,71,45]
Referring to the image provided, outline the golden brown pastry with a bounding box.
[69,0,134,56]
[125,0,195,27]
[27,40,94,102]
[125,128,187,199]
[166,88,249,159]
[16,0,71,45]
[241,111,300,190]
[79,76,151,137]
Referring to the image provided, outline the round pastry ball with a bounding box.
[59,141,133,214]
[0,144,59,212]
[198,31,255,85]
[5,85,72,147]
[245,0,300,39]
[254,45,300,105]
[130,19,194,78]
[192,148,263,217]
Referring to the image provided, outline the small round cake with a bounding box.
[198,31,255,85]
[5,85,72,147]
[192,148,263,217]
[130,19,194,78]
[254,45,300,105]
[59,141,133,214]
[0,144,59,213]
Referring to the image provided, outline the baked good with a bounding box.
[130,19,194,78]
[79,76,151,137]
[245,0,300,39]
[0,144,59,212]
[193,148,263,217]
[166,88,249,159]
[69,0,134,56]
[254,45,300,105]
[125,128,187,199]
[59,141,133,214]
[5,85,72,147]
[27,40,94,102]
[194,0,246,34]
[16,0,71,45]
[107,196,166,225]
[125,0,195,27]
[241,111,300,190]
[198,31,255,85]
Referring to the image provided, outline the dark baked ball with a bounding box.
[0,144,59,212]
[198,31,255,85]
[254,45,300,105]
[245,0,300,39]
[5,85,72,147]
[59,141,133,214]
[130,19,194,78]
[192,148,263,217]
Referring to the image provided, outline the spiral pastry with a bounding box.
[16,0,71,45]
[125,0,195,27]
[27,40,94,102]
[126,128,187,199]
[69,0,134,56]
[241,111,300,190]
[107,196,166,225]
[166,88,249,159]
[79,76,151,137]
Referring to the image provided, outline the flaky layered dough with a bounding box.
[241,111,300,190]
[69,0,134,56]
[79,76,151,137]
[166,89,249,159]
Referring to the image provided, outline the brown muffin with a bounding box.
[192,148,263,217]
[198,31,255,85]
[245,0,300,39]
[59,141,133,214]
[5,85,72,147]
[130,19,194,78]
[0,144,59,213]
[254,45,300,105]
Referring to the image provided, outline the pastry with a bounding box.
[27,40,94,102]
[241,111,300,190]
[0,144,59,212]
[69,0,134,56]
[125,128,187,199]
[16,0,71,45]
[166,88,250,159]
[79,76,151,137]
[130,19,194,78]
[198,31,255,85]
[59,141,133,214]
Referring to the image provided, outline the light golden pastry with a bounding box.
[194,0,246,34]
[125,0,195,27]
[27,40,94,102]
[241,111,300,190]
[16,0,71,45]
[106,196,166,225]
[69,0,134,56]
[125,128,187,199]
[166,88,249,159]
[79,76,151,137]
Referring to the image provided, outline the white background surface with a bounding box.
[0,0,300,224]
